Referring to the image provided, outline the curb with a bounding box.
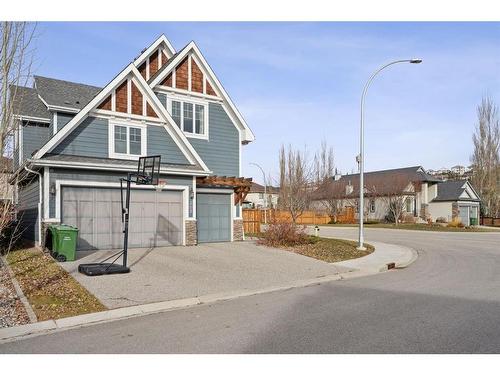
[0,273,350,343]
[0,240,418,344]
[1,256,38,324]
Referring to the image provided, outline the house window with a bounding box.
[405,197,413,212]
[259,193,264,199]
[171,101,181,127]
[369,199,375,213]
[168,97,208,138]
[110,122,147,160]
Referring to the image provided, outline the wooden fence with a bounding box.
[480,217,500,227]
[243,209,333,233]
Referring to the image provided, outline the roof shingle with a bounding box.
[34,75,102,111]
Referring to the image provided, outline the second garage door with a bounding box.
[62,186,183,250]
[196,193,231,243]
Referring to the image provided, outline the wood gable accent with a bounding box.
[149,51,159,77]
[175,57,189,90]
[130,81,143,115]
[161,73,172,87]
[206,80,217,96]
[96,76,159,118]
[191,58,203,93]
[196,176,253,205]
[97,94,111,110]
[157,53,219,98]
[138,61,147,79]
[115,80,128,113]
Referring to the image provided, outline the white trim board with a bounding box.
[29,159,211,176]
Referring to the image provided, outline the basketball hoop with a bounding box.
[79,155,161,277]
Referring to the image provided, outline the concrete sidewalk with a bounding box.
[0,237,416,344]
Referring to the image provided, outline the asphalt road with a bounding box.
[2,228,500,353]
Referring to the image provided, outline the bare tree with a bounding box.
[470,97,500,217]
[312,140,334,187]
[0,22,37,253]
[317,180,346,222]
[371,176,414,225]
[278,144,312,223]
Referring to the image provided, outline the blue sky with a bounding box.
[33,22,500,184]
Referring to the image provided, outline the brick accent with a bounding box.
[149,50,159,77]
[161,73,172,87]
[191,59,203,93]
[206,80,217,96]
[138,62,147,79]
[233,219,244,241]
[185,220,197,246]
[115,80,128,113]
[146,102,157,118]
[175,57,189,90]
[131,81,143,116]
[452,202,459,220]
[97,94,112,110]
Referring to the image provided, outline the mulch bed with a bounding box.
[6,248,106,322]
[0,258,30,328]
[288,237,374,263]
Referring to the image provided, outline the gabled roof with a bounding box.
[133,34,175,68]
[10,85,51,121]
[32,63,210,173]
[249,182,279,194]
[312,166,438,200]
[432,180,480,202]
[148,41,255,143]
[34,76,101,112]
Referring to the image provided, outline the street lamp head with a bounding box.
[410,59,423,64]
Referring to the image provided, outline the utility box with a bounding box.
[48,224,79,262]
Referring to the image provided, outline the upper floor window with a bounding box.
[109,122,147,160]
[167,97,208,139]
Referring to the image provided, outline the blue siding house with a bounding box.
[10,35,255,250]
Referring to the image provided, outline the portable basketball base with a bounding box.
[79,155,161,276]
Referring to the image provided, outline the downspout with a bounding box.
[24,165,43,246]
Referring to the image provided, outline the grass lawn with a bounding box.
[289,237,374,263]
[320,223,495,232]
[250,232,374,263]
[6,247,106,321]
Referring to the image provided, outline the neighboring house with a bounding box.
[311,166,481,225]
[8,35,255,249]
[243,182,279,209]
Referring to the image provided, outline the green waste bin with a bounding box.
[470,218,478,226]
[48,224,79,262]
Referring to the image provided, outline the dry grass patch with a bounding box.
[6,247,106,321]
[290,237,374,263]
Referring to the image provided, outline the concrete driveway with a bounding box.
[61,241,351,308]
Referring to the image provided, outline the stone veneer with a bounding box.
[185,220,197,246]
[233,219,244,241]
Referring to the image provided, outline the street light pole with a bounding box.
[357,59,422,251]
[250,162,268,224]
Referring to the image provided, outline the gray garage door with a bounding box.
[62,187,183,250]
[197,193,231,243]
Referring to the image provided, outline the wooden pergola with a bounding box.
[196,176,252,205]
